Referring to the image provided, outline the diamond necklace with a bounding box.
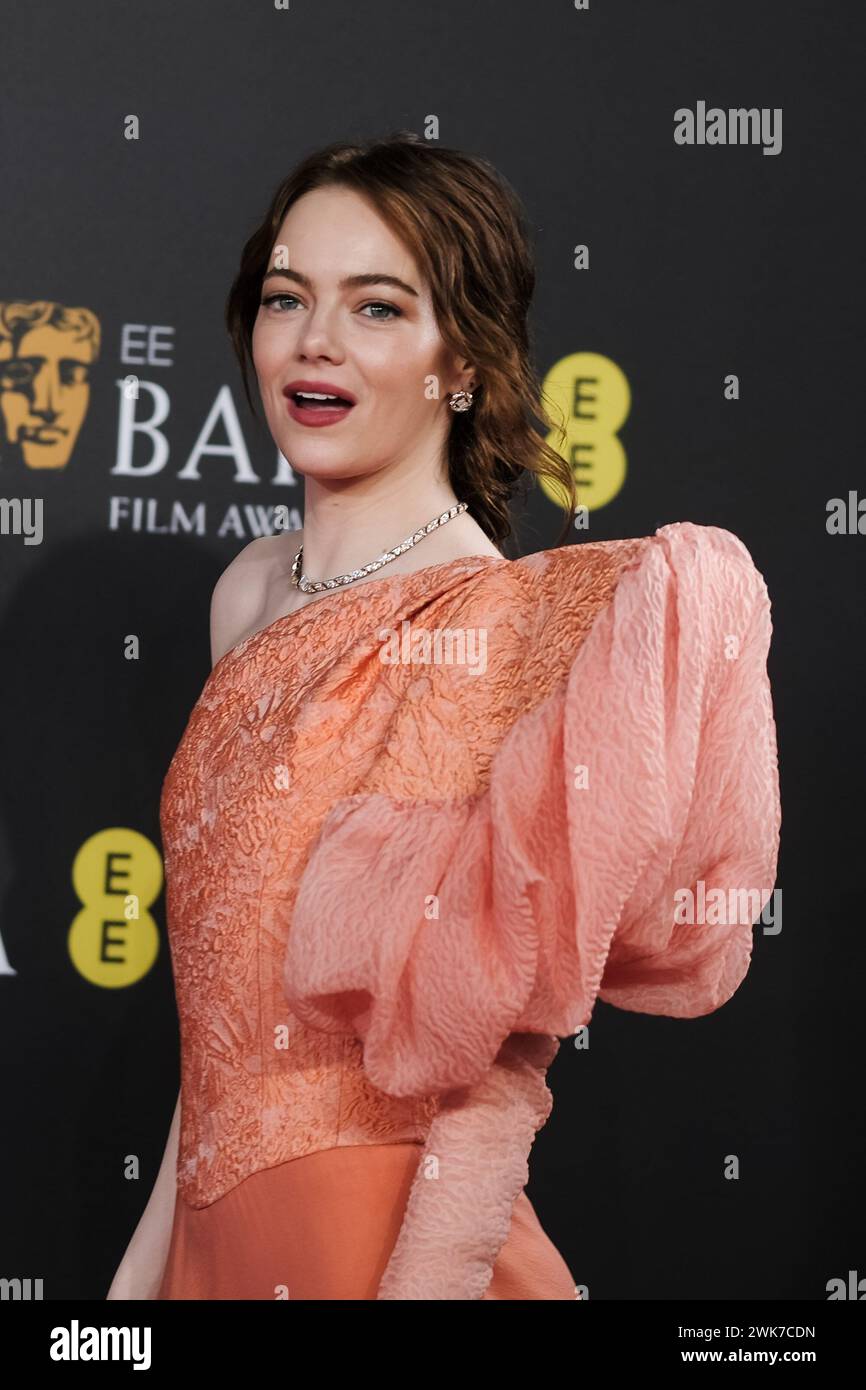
[290,501,469,595]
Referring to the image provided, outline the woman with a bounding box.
[107,133,781,1300]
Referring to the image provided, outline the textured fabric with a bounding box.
[159,520,781,1299]
[156,1144,577,1300]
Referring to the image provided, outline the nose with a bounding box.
[30,362,61,418]
[295,302,344,362]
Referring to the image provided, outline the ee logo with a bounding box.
[69,828,162,986]
[540,351,631,512]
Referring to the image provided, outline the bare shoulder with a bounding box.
[209,531,301,667]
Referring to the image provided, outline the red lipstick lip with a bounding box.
[284,396,355,428]
[282,380,357,405]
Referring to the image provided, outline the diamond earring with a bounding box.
[448,390,474,412]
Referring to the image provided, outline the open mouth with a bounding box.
[291,391,355,410]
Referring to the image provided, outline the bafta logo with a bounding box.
[0,300,101,469]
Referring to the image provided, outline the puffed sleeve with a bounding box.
[282,522,781,1098]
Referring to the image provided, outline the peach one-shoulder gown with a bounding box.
[155,521,781,1299]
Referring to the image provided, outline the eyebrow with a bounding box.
[261,267,419,298]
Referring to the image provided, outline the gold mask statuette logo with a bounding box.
[0,300,101,469]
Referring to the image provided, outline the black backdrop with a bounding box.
[1,0,862,1301]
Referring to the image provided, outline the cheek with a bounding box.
[365,337,443,407]
[251,321,283,384]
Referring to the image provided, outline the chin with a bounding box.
[280,453,374,483]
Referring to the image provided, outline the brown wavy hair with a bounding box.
[225,131,577,551]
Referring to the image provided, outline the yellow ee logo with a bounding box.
[69,828,162,987]
[540,351,631,512]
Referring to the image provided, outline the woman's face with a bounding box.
[252,184,471,484]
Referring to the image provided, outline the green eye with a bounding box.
[261,293,297,311]
[360,302,402,320]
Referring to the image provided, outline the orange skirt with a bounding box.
[157,1142,576,1300]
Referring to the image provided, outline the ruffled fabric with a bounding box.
[282,522,781,1298]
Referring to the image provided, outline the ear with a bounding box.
[453,361,478,394]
